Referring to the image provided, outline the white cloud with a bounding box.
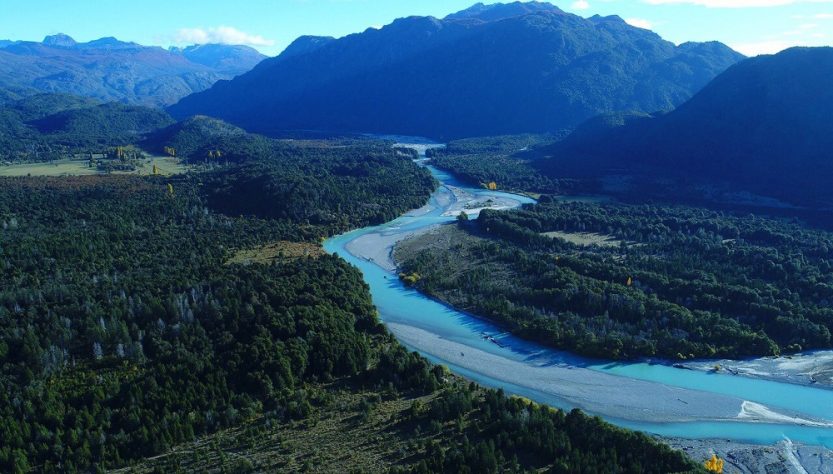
[571,0,591,10]
[625,17,654,28]
[174,26,274,47]
[645,0,833,7]
[814,12,833,17]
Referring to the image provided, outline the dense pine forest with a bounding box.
[426,135,568,195]
[0,140,698,472]
[199,144,436,230]
[396,200,833,360]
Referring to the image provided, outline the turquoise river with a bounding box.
[324,143,833,450]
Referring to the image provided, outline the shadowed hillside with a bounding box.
[169,2,742,139]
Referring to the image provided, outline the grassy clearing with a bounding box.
[0,160,99,177]
[138,156,188,176]
[0,156,188,177]
[226,241,327,266]
[541,231,622,248]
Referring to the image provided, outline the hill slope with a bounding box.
[0,93,174,160]
[538,47,833,207]
[0,35,265,107]
[168,1,742,140]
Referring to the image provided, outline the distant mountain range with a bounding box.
[536,47,833,208]
[0,34,266,107]
[169,1,743,140]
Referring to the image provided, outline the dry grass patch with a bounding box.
[227,241,326,266]
[542,231,622,248]
[0,157,188,177]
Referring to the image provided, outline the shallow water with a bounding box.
[324,150,833,449]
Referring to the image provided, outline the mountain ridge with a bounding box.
[536,46,833,207]
[169,2,743,140]
[0,34,267,107]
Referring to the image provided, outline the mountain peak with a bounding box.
[178,43,266,73]
[589,14,626,24]
[43,33,77,47]
[81,37,136,49]
[446,1,564,22]
[279,35,336,59]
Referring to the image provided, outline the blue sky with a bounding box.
[1,0,831,56]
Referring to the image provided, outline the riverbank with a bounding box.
[325,141,833,472]
[664,436,833,474]
[346,218,833,428]
[679,352,833,390]
[346,225,438,272]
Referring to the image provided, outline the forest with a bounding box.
[396,199,833,360]
[426,135,570,195]
[0,93,173,163]
[0,137,699,472]
[428,134,833,231]
[200,144,436,232]
[0,176,378,471]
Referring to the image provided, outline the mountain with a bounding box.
[169,1,743,140]
[537,47,833,208]
[42,33,77,48]
[277,35,336,59]
[174,44,266,76]
[0,34,266,107]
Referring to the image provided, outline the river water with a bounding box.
[324,144,833,450]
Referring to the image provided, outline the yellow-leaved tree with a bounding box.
[704,454,724,473]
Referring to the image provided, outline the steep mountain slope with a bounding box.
[169,1,742,139]
[0,35,266,107]
[271,35,335,60]
[538,47,833,207]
